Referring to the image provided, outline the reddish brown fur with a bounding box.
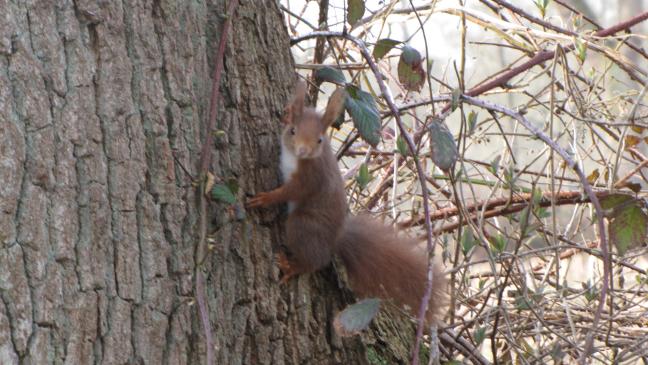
[282,88,348,273]
[337,215,447,323]
[281,86,346,160]
[282,143,347,273]
[248,84,347,277]
[249,82,447,323]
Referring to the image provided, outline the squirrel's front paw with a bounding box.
[276,252,298,284]
[246,192,271,208]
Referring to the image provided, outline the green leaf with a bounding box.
[345,85,381,147]
[467,110,478,136]
[474,327,486,346]
[534,0,551,17]
[575,38,587,63]
[451,88,461,111]
[489,234,506,253]
[356,163,372,190]
[314,66,346,85]
[398,45,425,92]
[489,155,501,175]
[226,177,239,195]
[514,295,530,310]
[605,199,648,256]
[461,229,476,256]
[535,207,551,219]
[453,167,462,181]
[600,193,634,210]
[428,120,458,172]
[582,280,598,302]
[398,61,425,92]
[503,165,515,189]
[531,187,544,206]
[400,45,422,65]
[333,298,381,337]
[519,205,531,237]
[396,135,409,156]
[347,0,365,26]
[212,184,237,204]
[373,38,400,60]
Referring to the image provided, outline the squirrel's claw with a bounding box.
[279,273,294,285]
[276,252,297,284]
[246,192,270,208]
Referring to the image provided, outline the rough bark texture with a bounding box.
[0,0,417,364]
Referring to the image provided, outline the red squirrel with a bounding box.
[248,82,447,323]
[248,82,348,279]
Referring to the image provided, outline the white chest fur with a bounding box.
[280,143,298,212]
[280,143,298,182]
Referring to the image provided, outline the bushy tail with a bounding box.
[337,215,447,323]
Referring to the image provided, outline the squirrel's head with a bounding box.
[282,81,346,159]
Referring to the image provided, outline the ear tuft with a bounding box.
[321,88,347,128]
[283,81,307,125]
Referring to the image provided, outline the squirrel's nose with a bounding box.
[296,146,309,157]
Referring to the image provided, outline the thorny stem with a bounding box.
[196,1,239,365]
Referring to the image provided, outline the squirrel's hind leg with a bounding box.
[276,251,299,284]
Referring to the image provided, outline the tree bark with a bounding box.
[0,0,417,364]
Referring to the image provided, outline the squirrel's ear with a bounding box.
[321,88,346,128]
[280,104,292,125]
[283,81,307,124]
[293,81,307,108]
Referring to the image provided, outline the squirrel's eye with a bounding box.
[290,127,296,135]
[318,137,323,144]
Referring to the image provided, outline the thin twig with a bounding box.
[196,1,239,364]
[459,95,610,364]
[454,11,648,109]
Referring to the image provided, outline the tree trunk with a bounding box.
[0,0,417,364]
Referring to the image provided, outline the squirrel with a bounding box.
[248,81,447,323]
[248,82,348,278]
